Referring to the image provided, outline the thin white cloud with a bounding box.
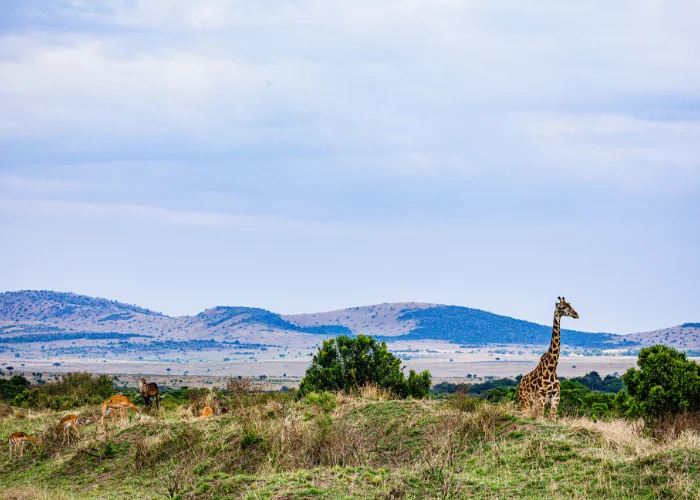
[0,198,285,228]
[1,0,699,187]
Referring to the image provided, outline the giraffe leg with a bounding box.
[549,381,560,421]
[535,389,548,420]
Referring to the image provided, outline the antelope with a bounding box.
[138,378,160,411]
[53,414,80,444]
[8,432,42,458]
[198,399,226,419]
[101,395,142,426]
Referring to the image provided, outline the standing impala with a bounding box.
[101,395,142,425]
[8,432,42,458]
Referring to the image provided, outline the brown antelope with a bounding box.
[138,378,160,411]
[101,395,141,425]
[54,414,80,444]
[198,399,226,419]
[198,406,214,419]
[8,432,42,458]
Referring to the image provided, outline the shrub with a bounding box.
[623,345,700,420]
[297,335,431,398]
[0,375,30,401]
[11,372,115,410]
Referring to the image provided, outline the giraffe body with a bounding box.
[518,297,578,421]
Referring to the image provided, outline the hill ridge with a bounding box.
[1,290,698,348]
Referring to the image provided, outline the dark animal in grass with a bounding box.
[138,378,160,411]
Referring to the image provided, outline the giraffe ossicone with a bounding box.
[517,297,579,421]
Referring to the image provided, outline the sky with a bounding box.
[1,0,699,334]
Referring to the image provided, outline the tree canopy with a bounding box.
[298,335,431,398]
[622,345,700,419]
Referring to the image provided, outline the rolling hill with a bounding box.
[624,323,700,349]
[0,290,696,350]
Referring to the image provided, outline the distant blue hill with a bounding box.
[376,305,635,348]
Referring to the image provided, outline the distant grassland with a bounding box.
[0,389,698,499]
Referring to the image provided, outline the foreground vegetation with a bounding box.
[0,383,699,499]
[0,343,697,498]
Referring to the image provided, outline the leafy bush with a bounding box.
[0,375,30,401]
[297,335,431,398]
[11,372,115,410]
[623,345,700,420]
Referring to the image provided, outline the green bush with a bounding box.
[11,372,115,410]
[0,375,30,401]
[297,335,431,398]
[622,345,700,420]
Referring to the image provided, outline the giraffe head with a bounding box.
[556,297,579,319]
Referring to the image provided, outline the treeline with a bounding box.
[432,370,623,397]
[0,332,150,343]
[433,346,700,422]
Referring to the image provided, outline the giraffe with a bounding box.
[518,297,579,421]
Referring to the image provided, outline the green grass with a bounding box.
[0,395,698,499]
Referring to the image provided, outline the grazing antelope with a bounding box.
[54,414,80,444]
[101,395,141,426]
[8,432,41,458]
[138,378,160,411]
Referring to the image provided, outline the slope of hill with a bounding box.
[0,291,347,346]
[283,302,435,337]
[1,393,698,499]
[624,323,700,349]
[286,303,630,348]
[379,305,630,348]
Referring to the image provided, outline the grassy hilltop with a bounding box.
[0,387,698,499]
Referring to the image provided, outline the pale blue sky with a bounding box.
[1,1,698,334]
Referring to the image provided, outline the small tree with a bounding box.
[622,345,700,420]
[297,335,431,398]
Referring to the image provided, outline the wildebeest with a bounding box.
[138,378,160,411]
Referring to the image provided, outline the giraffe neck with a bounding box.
[547,311,561,367]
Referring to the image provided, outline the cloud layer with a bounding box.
[1,1,698,333]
